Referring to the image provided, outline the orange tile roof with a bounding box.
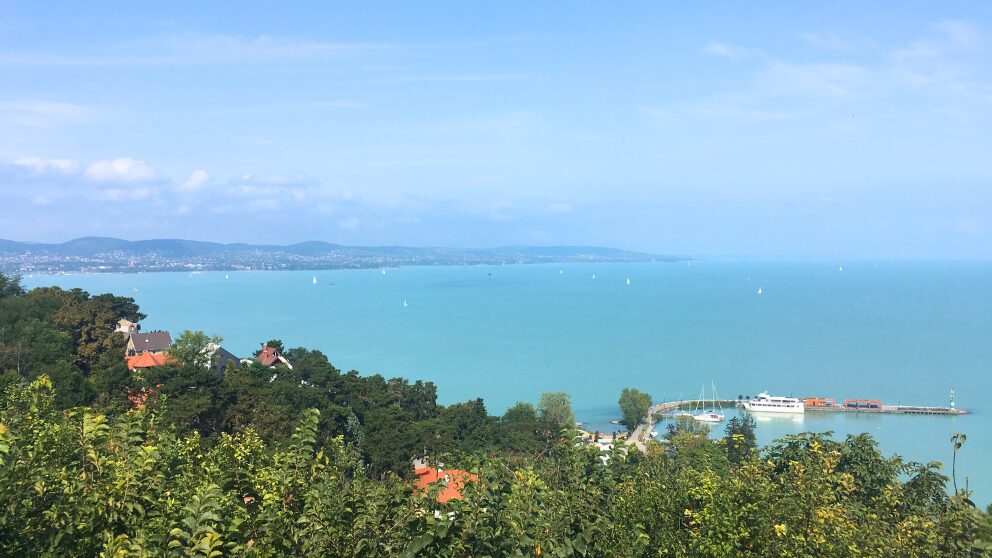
[413,467,478,502]
[126,350,175,370]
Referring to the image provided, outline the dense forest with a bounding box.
[1,272,991,557]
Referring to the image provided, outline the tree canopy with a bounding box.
[618,387,652,432]
[538,391,575,430]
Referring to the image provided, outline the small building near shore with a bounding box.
[116,318,139,335]
[127,331,172,356]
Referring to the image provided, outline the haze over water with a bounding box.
[24,260,992,503]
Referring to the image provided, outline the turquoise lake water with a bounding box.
[23,261,992,504]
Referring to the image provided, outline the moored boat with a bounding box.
[692,382,725,423]
[742,392,805,414]
[692,412,724,423]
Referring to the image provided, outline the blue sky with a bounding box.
[1,1,990,258]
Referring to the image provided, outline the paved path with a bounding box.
[625,399,738,451]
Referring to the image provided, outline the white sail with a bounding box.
[312,276,317,285]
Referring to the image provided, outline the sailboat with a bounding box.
[757,287,763,295]
[559,269,564,275]
[693,383,725,423]
[403,299,408,308]
[312,276,317,285]
[225,274,229,280]
[592,274,596,280]
[382,269,387,275]
[626,277,631,286]
[838,266,843,272]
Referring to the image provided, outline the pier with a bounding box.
[644,399,966,417]
[624,397,967,452]
[805,404,967,416]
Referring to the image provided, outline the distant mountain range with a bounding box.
[0,237,678,273]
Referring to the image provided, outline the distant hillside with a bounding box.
[0,237,678,273]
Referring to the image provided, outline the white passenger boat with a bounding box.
[742,392,805,414]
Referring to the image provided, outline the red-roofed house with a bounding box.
[253,344,293,369]
[413,467,478,502]
[126,350,176,371]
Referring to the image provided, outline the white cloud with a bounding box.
[548,203,572,214]
[12,156,80,174]
[234,135,275,145]
[0,100,93,127]
[935,20,984,50]
[890,20,988,92]
[800,32,848,51]
[0,33,394,68]
[32,194,53,206]
[338,217,361,230]
[85,157,158,182]
[704,42,753,59]
[386,73,527,83]
[98,186,156,201]
[181,169,209,191]
[757,61,865,97]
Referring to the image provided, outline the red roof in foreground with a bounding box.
[413,467,478,502]
[125,351,175,370]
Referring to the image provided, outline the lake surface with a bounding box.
[24,261,992,504]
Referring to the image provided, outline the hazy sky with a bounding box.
[1,2,990,258]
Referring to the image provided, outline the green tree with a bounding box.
[51,289,144,371]
[503,401,537,423]
[0,272,24,299]
[170,329,223,369]
[618,387,652,432]
[723,414,757,465]
[952,432,967,495]
[538,391,575,430]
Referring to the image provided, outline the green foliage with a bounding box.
[170,330,223,370]
[0,272,25,299]
[538,391,575,430]
[723,414,756,465]
[1,273,990,556]
[953,432,968,495]
[618,387,652,432]
[3,377,990,557]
